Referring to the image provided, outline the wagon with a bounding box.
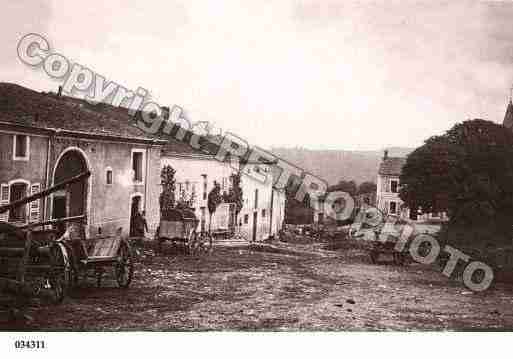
[0,221,69,305]
[59,224,133,289]
[155,208,212,254]
[366,216,415,266]
[0,171,134,311]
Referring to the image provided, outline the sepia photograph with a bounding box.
[1,0,513,356]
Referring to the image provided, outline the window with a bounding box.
[13,134,29,160]
[244,214,249,224]
[254,189,259,209]
[9,182,28,222]
[390,180,398,193]
[131,150,144,183]
[106,168,113,185]
[261,209,266,218]
[389,201,397,214]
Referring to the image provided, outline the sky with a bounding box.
[2,1,513,151]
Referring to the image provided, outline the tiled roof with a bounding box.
[378,157,406,176]
[0,83,199,152]
[0,82,159,140]
[0,83,277,163]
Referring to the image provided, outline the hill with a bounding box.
[269,147,414,186]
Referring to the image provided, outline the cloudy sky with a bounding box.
[2,1,513,150]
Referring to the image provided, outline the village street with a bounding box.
[15,239,513,331]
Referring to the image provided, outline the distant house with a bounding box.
[0,83,165,237]
[376,150,446,221]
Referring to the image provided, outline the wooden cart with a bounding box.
[0,171,134,310]
[0,172,91,307]
[59,224,133,289]
[155,208,212,254]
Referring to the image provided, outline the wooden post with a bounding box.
[10,230,33,322]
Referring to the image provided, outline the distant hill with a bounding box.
[269,147,414,186]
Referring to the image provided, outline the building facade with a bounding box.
[161,151,285,241]
[0,83,164,238]
[376,150,447,221]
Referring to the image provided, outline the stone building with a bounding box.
[376,150,446,221]
[0,83,165,237]
[0,82,286,241]
[161,147,285,241]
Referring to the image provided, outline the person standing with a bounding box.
[140,211,149,237]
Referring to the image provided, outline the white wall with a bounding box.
[161,154,284,240]
[376,173,447,221]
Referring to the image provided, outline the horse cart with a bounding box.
[0,172,134,313]
[155,208,212,254]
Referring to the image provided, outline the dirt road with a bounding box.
[5,241,513,330]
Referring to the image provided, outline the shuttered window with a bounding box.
[0,184,9,222]
[29,183,41,223]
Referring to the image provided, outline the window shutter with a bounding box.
[0,184,9,222]
[29,183,41,223]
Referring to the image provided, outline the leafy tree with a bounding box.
[159,165,176,216]
[357,181,377,195]
[284,177,314,224]
[207,181,222,232]
[399,119,513,242]
[222,172,244,215]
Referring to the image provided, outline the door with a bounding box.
[53,193,67,219]
[130,196,141,237]
[252,211,258,242]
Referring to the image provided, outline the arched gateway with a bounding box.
[52,148,90,222]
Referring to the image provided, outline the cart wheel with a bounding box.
[49,244,70,304]
[115,242,133,288]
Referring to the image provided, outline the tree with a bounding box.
[207,181,222,233]
[222,172,244,215]
[357,181,377,195]
[284,178,314,224]
[159,165,176,216]
[399,119,513,242]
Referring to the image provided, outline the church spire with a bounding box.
[503,88,513,130]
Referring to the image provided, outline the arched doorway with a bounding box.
[52,148,89,222]
[129,193,143,237]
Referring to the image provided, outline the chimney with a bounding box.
[57,85,62,97]
[383,149,388,160]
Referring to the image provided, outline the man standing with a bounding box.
[140,211,149,237]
